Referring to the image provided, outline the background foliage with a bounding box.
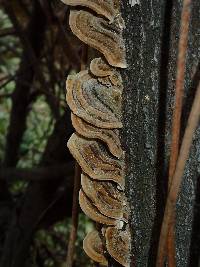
[0,1,92,266]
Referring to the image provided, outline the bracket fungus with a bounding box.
[66,70,123,129]
[69,10,127,68]
[81,174,128,221]
[90,57,116,77]
[90,57,123,88]
[79,189,117,225]
[83,230,108,266]
[60,0,120,23]
[60,0,131,264]
[67,133,125,189]
[97,76,114,87]
[105,226,131,267]
[71,113,123,158]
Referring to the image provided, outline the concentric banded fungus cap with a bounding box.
[105,226,131,267]
[83,230,108,266]
[71,113,123,158]
[90,57,123,88]
[69,10,127,68]
[79,189,117,225]
[90,57,115,77]
[67,133,125,189]
[60,0,119,22]
[81,173,128,221]
[66,70,122,129]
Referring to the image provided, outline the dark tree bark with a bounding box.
[120,1,200,267]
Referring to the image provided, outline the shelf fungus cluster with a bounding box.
[62,1,131,266]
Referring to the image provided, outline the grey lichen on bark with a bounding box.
[121,0,200,267]
[121,1,165,266]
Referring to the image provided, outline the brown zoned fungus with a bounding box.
[79,189,117,225]
[66,70,123,129]
[61,0,131,264]
[90,57,123,88]
[81,173,128,221]
[90,57,116,77]
[60,0,119,23]
[67,133,125,189]
[105,226,131,267]
[69,10,127,68]
[83,230,108,266]
[71,113,123,158]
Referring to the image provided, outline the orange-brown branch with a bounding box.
[65,45,87,267]
[65,163,81,267]
[156,79,200,267]
[167,1,192,266]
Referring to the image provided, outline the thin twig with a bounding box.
[168,0,192,188]
[65,44,87,267]
[167,1,192,266]
[65,163,81,267]
[156,80,200,267]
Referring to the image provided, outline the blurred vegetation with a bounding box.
[33,215,94,267]
[0,1,92,266]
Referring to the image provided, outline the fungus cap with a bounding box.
[90,57,123,87]
[79,189,117,225]
[105,226,131,267]
[71,113,123,158]
[69,10,127,68]
[83,230,108,266]
[66,70,123,129]
[81,173,128,221]
[60,0,119,22]
[67,133,125,189]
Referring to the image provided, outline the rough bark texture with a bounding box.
[121,1,200,267]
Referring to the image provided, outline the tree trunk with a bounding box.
[121,1,200,267]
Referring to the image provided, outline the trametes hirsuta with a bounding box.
[61,1,131,266]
